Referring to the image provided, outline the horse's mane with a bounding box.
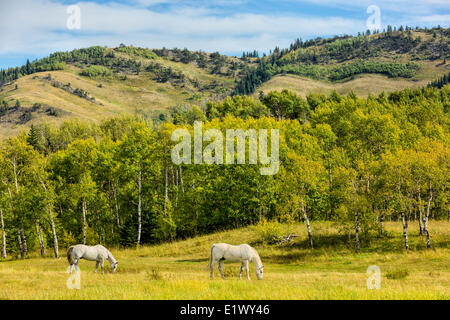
[250,247,262,267]
[106,249,117,263]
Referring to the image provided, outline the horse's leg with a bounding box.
[218,260,225,279]
[245,260,250,280]
[95,261,99,273]
[239,263,245,280]
[210,259,217,279]
[100,258,105,274]
[69,263,73,274]
[74,259,79,272]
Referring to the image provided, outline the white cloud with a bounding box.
[0,0,363,57]
[0,0,447,62]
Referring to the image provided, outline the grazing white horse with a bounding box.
[67,244,118,274]
[209,243,264,280]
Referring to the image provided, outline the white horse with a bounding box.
[209,243,264,280]
[67,244,118,274]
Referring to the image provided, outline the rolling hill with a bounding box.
[0,26,449,138]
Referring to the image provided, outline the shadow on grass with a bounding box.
[176,258,209,263]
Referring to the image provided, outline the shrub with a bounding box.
[386,268,409,280]
[80,65,113,79]
[255,219,284,244]
[147,268,163,280]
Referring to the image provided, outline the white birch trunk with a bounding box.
[418,192,424,235]
[21,228,27,256]
[41,181,59,258]
[179,166,184,194]
[302,205,313,249]
[137,160,142,245]
[35,221,45,257]
[48,206,58,258]
[401,212,409,250]
[424,185,433,249]
[164,166,168,215]
[82,197,87,245]
[0,209,6,259]
[17,229,24,259]
[113,185,120,228]
[355,211,360,252]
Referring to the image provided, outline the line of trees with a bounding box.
[0,85,448,259]
[429,72,450,89]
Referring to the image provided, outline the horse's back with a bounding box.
[72,244,107,261]
[212,243,253,262]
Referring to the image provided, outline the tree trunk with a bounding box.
[301,205,313,249]
[379,214,384,235]
[424,185,433,249]
[48,206,59,258]
[355,211,360,252]
[401,212,409,250]
[10,163,26,258]
[174,166,178,208]
[164,166,168,214]
[17,229,24,259]
[137,160,142,246]
[82,197,87,245]
[327,159,333,221]
[418,192,424,235]
[8,187,23,259]
[0,209,6,259]
[113,184,120,228]
[21,228,27,256]
[35,221,45,257]
[41,181,59,258]
[418,212,423,235]
[179,166,184,194]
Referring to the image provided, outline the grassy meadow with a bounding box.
[256,60,450,99]
[0,221,449,300]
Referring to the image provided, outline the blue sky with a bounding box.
[0,0,449,69]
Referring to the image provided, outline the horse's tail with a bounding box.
[208,245,215,269]
[67,246,74,265]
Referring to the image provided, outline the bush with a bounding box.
[80,65,113,79]
[115,46,158,60]
[386,268,409,280]
[147,268,163,280]
[255,219,284,244]
[329,61,419,80]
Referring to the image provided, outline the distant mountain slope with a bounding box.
[0,26,449,137]
[235,27,450,95]
[0,46,248,137]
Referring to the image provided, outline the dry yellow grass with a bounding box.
[0,58,234,138]
[0,221,448,300]
[257,60,449,98]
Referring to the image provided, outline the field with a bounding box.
[256,60,450,98]
[0,221,449,300]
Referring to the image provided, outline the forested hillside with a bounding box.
[235,26,450,95]
[0,45,246,137]
[0,83,448,259]
[0,26,449,137]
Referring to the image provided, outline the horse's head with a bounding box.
[256,265,264,280]
[111,261,118,273]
